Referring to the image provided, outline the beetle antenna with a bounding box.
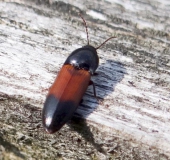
[79,13,90,45]
[96,36,116,50]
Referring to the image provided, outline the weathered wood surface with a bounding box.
[0,0,170,159]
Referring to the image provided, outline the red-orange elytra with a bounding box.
[42,14,115,134]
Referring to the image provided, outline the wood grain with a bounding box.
[0,0,170,159]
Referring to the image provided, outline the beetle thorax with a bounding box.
[64,45,99,74]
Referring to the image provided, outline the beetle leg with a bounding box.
[80,99,83,104]
[93,72,98,76]
[89,80,96,97]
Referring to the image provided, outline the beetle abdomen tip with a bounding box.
[42,94,78,133]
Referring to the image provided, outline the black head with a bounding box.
[64,45,99,74]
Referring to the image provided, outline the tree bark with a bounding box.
[0,0,170,159]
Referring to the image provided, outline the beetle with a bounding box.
[42,14,115,134]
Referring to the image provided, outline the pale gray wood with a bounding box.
[0,0,170,159]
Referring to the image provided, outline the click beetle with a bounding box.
[42,14,115,133]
